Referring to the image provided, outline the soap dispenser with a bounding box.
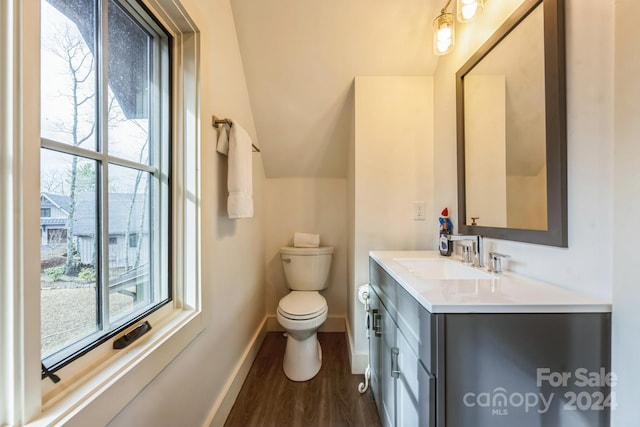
[439,207,453,256]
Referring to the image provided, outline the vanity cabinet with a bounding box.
[369,257,612,427]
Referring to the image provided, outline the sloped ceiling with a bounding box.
[231,0,441,178]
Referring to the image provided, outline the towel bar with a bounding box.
[212,115,260,152]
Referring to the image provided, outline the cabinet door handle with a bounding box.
[391,347,400,378]
[372,310,382,336]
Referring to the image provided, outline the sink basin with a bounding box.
[393,258,493,280]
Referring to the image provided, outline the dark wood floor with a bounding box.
[224,332,382,427]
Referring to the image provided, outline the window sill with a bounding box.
[27,308,203,426]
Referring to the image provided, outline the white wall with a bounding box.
[108,0,267,425]
[613,1,640,424]
[433,0,614,299]
[264,177,347,330]
[348,76,435,369]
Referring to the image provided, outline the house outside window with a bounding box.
[40,0,172,375]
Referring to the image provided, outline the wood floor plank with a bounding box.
[225,332,381,427]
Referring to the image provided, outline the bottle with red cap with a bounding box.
[439,207,453,256]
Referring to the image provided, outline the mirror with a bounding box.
[456,0,567,247]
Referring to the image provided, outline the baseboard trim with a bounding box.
[205,317,267,427]
[345,317,369,374]
[265,315,345,333]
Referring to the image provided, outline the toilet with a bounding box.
[277,246,333,381]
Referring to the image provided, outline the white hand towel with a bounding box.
[294,232,320,248]
[216,125,229,155]
[226,121,254,218]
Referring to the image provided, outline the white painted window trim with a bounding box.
[0,0,202,425]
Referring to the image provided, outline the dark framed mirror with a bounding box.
[456,0,567,247]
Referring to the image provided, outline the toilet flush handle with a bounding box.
[282,258,292,263]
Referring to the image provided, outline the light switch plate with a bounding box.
[413,201,426,220]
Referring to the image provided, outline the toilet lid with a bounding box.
[278,291,327,319]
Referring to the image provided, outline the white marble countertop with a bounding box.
[369,251,612,314]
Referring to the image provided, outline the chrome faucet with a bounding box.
[447,234,484,268]
[488,252,511,273]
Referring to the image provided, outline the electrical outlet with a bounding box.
[413,202,426,220]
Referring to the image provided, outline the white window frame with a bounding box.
[40,0,173,371]
[1,0,202,425]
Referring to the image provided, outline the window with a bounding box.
[41,208,51,217]
[40,0,172,374]
[2,0,200,423]
[47,228,68,244]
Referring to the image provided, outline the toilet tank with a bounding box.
[280,247,334,291]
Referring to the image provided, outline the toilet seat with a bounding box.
[278,291,327,320]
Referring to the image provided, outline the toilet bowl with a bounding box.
[277,246,333,381]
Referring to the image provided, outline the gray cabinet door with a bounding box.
[380,299,397,427]
[369,288,383,423]
[417,360,436,427]
[397,328,436,427]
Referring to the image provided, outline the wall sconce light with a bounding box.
[433,1,455,56]
[433,0,485,56]
[457,0,484,23]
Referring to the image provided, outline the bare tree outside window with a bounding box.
[40,0,170,367]
[45,22,96,276]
